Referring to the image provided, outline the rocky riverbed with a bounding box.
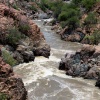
[14,19,100,100]
[59,44,100,88]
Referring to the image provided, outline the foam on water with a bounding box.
[14,19,100,100]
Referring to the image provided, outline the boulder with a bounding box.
[96,75,100,88]
[59,44,100,79]
[33,41,50,58]
[0,56,27,100]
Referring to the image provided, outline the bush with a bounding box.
[93,30,100,44]
[58,11,68,21]
[81,0,97,11]
[28,5,37,11]
[38,0,49,12]
[66,16,80,29]
[60,21,67,28]
[84,12,97,25]
[7,27,26,46]
[84,30,100,44]
[12,4,19,10]
[0,93,8,100]
[2,49,17,66]
[19,24,30,33]
[84,35,94,44]
[72,0,83,5]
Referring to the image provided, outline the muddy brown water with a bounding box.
[14,19,100,100]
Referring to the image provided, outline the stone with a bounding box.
[0,56,27,100]
[59,44,100,83]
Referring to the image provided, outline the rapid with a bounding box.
[14,19,100,100]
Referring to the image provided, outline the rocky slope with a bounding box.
[0,3,50,64]
[0,1,50,99]
[0,49,27,100]
[59,44,100,88]
[48,1,100,45]
[60,2,100,44]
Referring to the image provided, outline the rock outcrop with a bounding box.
[59,44,100,87]
[0,49,27,100]
[0,3,50,64]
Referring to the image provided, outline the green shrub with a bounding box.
[93,30,100,44]
[84,30,100,44]
[81,0,97,11]
[60,21,67,28]
[58,11,68,21]
[0,93,8,100]
[38,0,49,12]
[7,27,26,46]
[12,4,19,10]
[37,0,98,29]
[84,12,97,25]
[28,5,37,11]
[72,0,83,5]
[84,35,95,44]
[2,50,17,66]
[66,16,80,29]
[19,24,30,33]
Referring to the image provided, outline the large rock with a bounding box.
[59,44,100,80]
[60,27,85,42]
[0,55,27,100]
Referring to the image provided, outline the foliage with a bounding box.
[38,0,49,12]
[84,30,100,44]
[19,24,30,33]
[12,4,19,10]
[0,93,8,100]
[84,12,97,25]
[81,0,97,11]
[7,27,26,46]
[93,30,100,44]
[66,16,80,29]
[28,5,37,11]
[60,21,67,28]
[58,7,80,29]
[2,49,17,66]
[72,0,83,5]
[37,0,98,29]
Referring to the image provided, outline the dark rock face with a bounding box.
[0,55,27,100]
[59,44,100,83]
[60,27,85,42]
[96,76,100,88]
[33,43,50,58]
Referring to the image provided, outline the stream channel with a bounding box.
[14,19,100,100]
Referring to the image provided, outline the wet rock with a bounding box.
[33,42,50,58]
[59,44,100,80]
[13,51,24,63]
[38,13,48,19]
[60,27,85,42]
[16,45,35,62]
[96,76,100,88]
[21,51,35,62]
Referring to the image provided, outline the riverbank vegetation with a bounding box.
[38,0,100,44]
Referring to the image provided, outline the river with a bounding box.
[14,19,100,100]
